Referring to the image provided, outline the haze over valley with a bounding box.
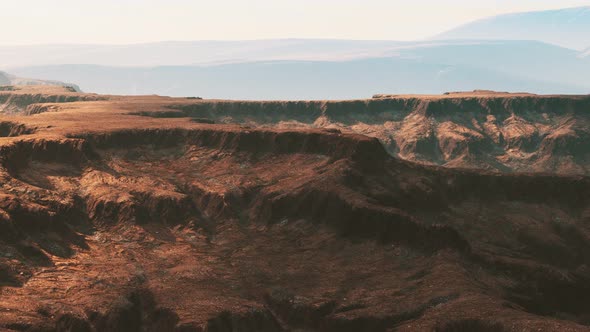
[3,7,590,99]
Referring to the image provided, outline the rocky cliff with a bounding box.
[161,92,590,175]
[0,87,588,331]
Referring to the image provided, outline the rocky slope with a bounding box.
[153,91,590,175]
[0,87,588,331]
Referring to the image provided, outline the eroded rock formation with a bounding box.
[0,87,588,331]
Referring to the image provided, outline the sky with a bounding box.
[1,0,589,45]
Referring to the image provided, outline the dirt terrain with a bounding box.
[0,86,588,331]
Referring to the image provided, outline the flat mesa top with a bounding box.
[372,90,563,99]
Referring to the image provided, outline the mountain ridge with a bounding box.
[434,6,590,50]
[6,39,589,99]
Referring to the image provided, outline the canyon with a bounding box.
[0,86,588,331]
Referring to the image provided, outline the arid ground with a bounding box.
[0,86,588,331]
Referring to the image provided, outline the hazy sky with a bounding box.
[1,0,589,45]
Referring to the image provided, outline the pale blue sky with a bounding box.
[1,0,589,45]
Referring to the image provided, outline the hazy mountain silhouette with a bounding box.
[3,7,590,98]
[11,58,585,100]
[0,70,79,90]
[434,6,590,50]
[0,40,408,67]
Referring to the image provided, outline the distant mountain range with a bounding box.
[9,40,588,99]
[0,40,408,67]
[435,6,590,50]
[2,7,589,99]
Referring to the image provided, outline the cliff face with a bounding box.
[0,87,589,331]
[165,94,590,175]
